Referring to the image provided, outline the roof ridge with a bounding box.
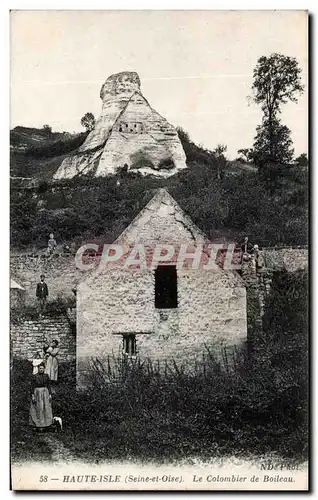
[114,187,209,245]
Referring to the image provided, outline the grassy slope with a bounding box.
[10,127,308,250]
[10,126,66,148]
[10,127,88,179]
[11,151,70,180]
[10,127,257,180]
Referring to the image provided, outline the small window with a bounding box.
[123,334,136,357]
[155,265,178,309]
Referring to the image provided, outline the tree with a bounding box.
[42,124,52,136]
[213,144,227,157]
[213,144,227,180]
[237,148,254,163]
[176,126,216,166]
[81,112,96,132]
[251,53,304,164]
[295,153,308,166]
[176,127,190,145]
[253,116,294,165]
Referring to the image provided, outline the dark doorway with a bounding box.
[155,265,178,309]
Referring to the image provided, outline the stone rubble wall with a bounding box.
[10,245,308,381]
[10,315,75,362]
[263,248,308,272]
[10,247,308,308]
[10,253,85,305]
[76,266,247,387]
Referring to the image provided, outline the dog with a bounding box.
[52,416,63,432]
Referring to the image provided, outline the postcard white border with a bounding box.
[2,3,315,498]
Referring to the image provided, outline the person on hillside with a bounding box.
[241,236,254,256]
[47,233,57,256]
[36,275,48,314]
[29,362,53,431]
[44,339,59,382]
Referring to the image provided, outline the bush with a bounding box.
[177,127,218,167]
[11,296,76,324]
[157,158,175,170]
[130,150,155,170]
[54,345,307,462]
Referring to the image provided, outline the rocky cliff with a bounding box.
[53,71,187,180]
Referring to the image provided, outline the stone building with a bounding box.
[76,189,247,387]
[54,71,187,180]
[9,188,308,384]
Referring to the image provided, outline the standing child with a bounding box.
[47,233,57,256]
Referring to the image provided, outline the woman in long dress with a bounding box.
[45,339,59,382]
[29,363,53,431]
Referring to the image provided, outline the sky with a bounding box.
[10,10,308,159]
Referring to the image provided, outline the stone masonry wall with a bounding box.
[10,315,76,362]
[77,266,247,387]
[263,248,308,273]
[10,244,308,386]
[10,253,84,305]
[10,247,308,306]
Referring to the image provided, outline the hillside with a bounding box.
[10,126,308,251]
[10,127,88,179]
[10,126,257,180]
[10,164,308,251]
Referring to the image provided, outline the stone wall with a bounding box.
[10,314,76,362]
[10,246,308,307]
[10,253,85,305]
[263,248,308,272]
[10,242,308,388]
[77,266,247,387]
[10,289,25,309]
[240,247,308,353]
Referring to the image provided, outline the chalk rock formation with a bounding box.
[54,71,187,179]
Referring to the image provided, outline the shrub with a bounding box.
[130,150,155,170]
[157,158,175,170]
[10,296,76,324]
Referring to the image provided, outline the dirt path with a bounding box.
[42,433,75,463]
